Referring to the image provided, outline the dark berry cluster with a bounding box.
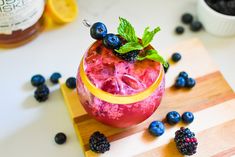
[206,0,235,16]
[89,131,110,153]
[175,13,203,35]
[31,73,61,102]
[90,22,140,62]
[31,73,76,102]
[113,50,139,62]
[175,71,196,89]
[174,127,198,156]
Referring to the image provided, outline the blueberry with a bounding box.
[103,34,121,49]
[31,74,45,87]
[54,132,67,145]
[182,112,194,124]
[179,71,188,80]
[148,121,165,136]
[34,85,49,102]
[175,77,186,88]
[166,111,181,125]
[175,26,184,35]
[171,52,181,62]
[190,21,203,32]
[66,77,76,89]
[50,72,62,84]
[164,62,170,73]
[186,78,196,88]
[90,22,107,40]
[181,13,193,24]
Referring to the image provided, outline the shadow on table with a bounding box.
[0,89,84,157]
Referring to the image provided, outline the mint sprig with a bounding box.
[118,17,138,43]
[137,50,168,67]
[115,42,143,54]
[116,17,167,67]
[142,27,160,48]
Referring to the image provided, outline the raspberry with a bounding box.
[174,127,198,156]
[34,85,49,102]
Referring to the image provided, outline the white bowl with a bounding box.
[197,0,235,37]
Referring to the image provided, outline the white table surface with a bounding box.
[0,0,234,157]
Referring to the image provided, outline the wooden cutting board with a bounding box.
[60,38,235,157]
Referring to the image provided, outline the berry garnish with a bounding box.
[148,121,165,136]
[175,26,184,35]
[175,77,186,88]
[31,74,45,87]
[166,111,181,125]
[50,72,62,84]
[179,71,188,80]
[89,131,110,153]
[54,132,67,145]
[181,13,193,24]
[103,34,121,49]
[90,22,107,40]
[34,85,49,102]
[190,21,203,32]
[113,50,139,62]
[164,62,170,73]
[113,17,168,67]
[174,127,198,156]
[66,77,76,89]
[171,52,181,62]
[182,112,194,124]
[186,78,196,88]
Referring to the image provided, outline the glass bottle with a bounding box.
[0,0,45,48]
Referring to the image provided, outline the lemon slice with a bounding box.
[47,0,78,24]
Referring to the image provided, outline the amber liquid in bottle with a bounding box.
[0,0,45,48]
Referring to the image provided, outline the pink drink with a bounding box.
[77,40,165,128]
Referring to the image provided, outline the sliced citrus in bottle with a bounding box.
[47,0,78,24]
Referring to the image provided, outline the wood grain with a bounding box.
[136,119,235,157]
[85,98,235,157]
[59,39,235,157]
[73,71,235,148]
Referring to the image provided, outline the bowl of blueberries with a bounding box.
[197,0,235,36]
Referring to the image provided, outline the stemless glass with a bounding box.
[76,41,165,128]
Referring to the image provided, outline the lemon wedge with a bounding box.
[47,0,78,24]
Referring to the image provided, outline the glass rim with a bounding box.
[79,56,164,105]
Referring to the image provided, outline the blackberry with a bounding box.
[174,127,198,156]
[89,131,110,153]
[113,50,139,62]
[34,85,50,102]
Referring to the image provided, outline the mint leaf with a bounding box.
[118,17,138,43]
[141,27,160,48]
[137,49,168,67]
[115,42,143,54]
